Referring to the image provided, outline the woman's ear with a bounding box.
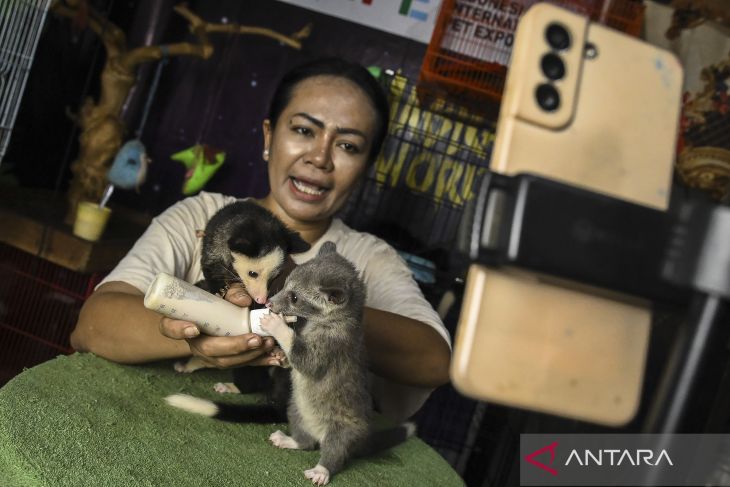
[262,120,272,161]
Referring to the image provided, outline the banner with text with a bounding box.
[276,0,443,43]
[440,0,537,65]
[521,434,730,486]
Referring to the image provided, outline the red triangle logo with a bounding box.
[525,441,559,476]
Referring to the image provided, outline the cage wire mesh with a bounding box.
[0,242,103,385]
[340,71,494,274]
[339,71,496,474]
[420,0,645,103]
[0,0,51,165]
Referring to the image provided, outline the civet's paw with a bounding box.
[304,464,330,486]
[174,359,198,373]
[269,430,300,450]
[259,312,286,336]
[213,382,240,394]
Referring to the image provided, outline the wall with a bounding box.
[5,0,429,216]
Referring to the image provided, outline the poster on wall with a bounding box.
[275,0,443,44]
[439,1,600,65]
[440,0,534,65]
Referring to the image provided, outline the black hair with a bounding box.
[267,57,390,164]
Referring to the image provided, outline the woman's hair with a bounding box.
[267,57,390,164]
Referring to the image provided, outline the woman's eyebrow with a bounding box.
[291,112,367,139]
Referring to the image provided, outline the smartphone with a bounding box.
[451,3,683,426]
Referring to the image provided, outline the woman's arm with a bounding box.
[71,282,190,363]
[71,281,279,365]
[363,307,451,389]
[335,234,452,390]
[73,283,451,384]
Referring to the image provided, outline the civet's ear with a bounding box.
[228,234,255,256]
[321,287,346,305]
[318,241,337,257]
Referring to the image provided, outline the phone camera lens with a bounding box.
[536,83,560,111]
[545,23,571,50]
[541,53,565,80]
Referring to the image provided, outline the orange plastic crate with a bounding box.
[420,0,645,102]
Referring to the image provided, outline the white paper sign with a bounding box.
[276,0,443,44]
[440,0,536,66]
[439,0,600,66]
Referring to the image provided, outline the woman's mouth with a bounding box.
[289,177,328,200]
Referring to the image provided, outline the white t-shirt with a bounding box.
[100,192,451,421]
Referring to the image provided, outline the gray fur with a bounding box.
[268,241,372,480]
[167,241,413,485]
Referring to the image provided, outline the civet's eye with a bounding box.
[248,271,258,278]
[289,292,298,303]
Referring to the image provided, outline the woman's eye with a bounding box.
[339,142,359,153]
[294,126,312,136]
[248,271,258,278]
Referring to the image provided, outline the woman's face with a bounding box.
[263,75,378,224]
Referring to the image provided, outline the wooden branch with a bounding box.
[290,24,313,41]
[52,0,313,218]
[173,2,206,29]
[206,23,311,50]
[120,3,211,69]
[120,3,309,69]
[173,3,212,56]
[120,42,206,69]
[50,1,126,57]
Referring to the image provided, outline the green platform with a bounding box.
[0,353,464,486]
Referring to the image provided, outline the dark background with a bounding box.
[3,0,428,215]
[4,2,730,486]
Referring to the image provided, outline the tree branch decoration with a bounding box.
[51,0,311,220]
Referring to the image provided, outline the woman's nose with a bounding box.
[307,139,333,171]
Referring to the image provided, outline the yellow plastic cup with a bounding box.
[73,201,112,241]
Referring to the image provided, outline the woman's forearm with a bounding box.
[363,307,451,388]
[72,283,452,384]
[71,282,190,363]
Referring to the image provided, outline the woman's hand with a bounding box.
[158,283,282,368]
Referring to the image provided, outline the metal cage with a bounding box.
[0,0,51,165]
[339,72,496,477]
[0,242,103,385]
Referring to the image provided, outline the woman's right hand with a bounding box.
[157,283,282,367]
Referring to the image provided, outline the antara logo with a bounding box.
[525,442,674,476]
[525,441,559,476]
[566,449,673,466]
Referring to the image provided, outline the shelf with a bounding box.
[0,187,151,274]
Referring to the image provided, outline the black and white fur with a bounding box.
[199,200,309,304]
[174,200,309,374]
[166,242,415,485]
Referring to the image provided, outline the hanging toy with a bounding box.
[169,31,240,196]
[100,47,168,208]
[108,139,150,190]
[171,144,226,195]
[99,139,151,207]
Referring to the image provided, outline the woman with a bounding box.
[71,58,451,420]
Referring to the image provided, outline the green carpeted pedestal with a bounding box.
[0,353,464,486]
